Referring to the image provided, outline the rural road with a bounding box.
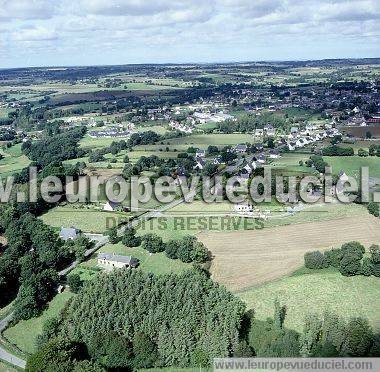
[0,314,26,368]
[0,174,203,369]
[0,235,110,369]
[0,346,26,369]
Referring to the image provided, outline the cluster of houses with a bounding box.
[192,119,342,181]
[169,120,193,134]
[192,111,235,124]
[284,126,341,151]
[88,126,130,138]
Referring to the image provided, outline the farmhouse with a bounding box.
[196,149,206,158]
[103,201,121,211]
[269,149,281,159]
[97,253,139,270]
[194,157,206,170]
[255,153,266,164]
[255,143,264,152]
[234,202,254,214]
[59,227,80,241]
[234,144,248,154]
[264,124,275,136]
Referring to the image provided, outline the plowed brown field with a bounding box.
[199,215,380,291]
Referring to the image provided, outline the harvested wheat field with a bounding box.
[198,215,380,291]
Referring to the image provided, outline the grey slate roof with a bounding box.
[59,227,79,240]
[98,253,139,267]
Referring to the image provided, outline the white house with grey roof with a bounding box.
[59,227,80,241]
[97,253,139,270]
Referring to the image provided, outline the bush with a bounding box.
[141,233,165,253]
[358,148,368,157]
[165,239,180,259]
[26,337,85,372]
[67,273,83,293]
[304,251,329,269]
[324,248,342,268]
[121,228,141,247]
[339,241,364,276]
[322,145,354,156]
[361,258,373,276]
[367,202,379,217]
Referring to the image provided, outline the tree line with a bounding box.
[109,227,210,265]
[304,241,380,277]
[22,127,87,167]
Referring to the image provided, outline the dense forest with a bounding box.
[25,266,379,371]
[21,127,87,167]
[56,268,244,369]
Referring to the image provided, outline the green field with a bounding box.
[269,152,315,173]
[0,144,30,177]
[135,124,170,135]
[0,361,19,372]
[238,268,380,333]
[139,200,368,238]
[79,135,129,149]
[324,156,380,178]
[81,242,191,275]
[3,292,74,354]
[137,133,256,152]
[40,205,130,233]
[338,140,380,153]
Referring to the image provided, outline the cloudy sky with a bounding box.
[1,0,379,68]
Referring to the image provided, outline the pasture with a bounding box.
[79,135,129,149]
[136,133,255,152]
[238,268,380,332]
[198,214,380,291]
[3,292,74,354]
[324,156,380,178]
[145,200,369,236]
[0,144,30,177]
[40,205,131,233]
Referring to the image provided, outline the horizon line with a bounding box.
[1,56,380,71]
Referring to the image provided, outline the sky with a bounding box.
[0,0,379,68]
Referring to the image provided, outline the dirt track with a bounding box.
[198,215,380,291]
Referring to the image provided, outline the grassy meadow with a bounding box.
[3,292,74,354]
[40,205,131,233]
[238,268,380,333]
[324,156,380,178]
[0,144,30,177]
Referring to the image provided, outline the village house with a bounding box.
[264,124,275,136]
[234,144,248,154]
[103,201,121,211]
[195,149,206,158]
[288,141,297,151]
[254,129,264,137]
[255,143,264,152]
[213,155,223,165]
[59,227,80,241]
[290,127,299,136]
[269,149,281,159]
[233,202,254,214]
[194,157,206,171]
[256,153,266,164]
[97,253,139,270]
